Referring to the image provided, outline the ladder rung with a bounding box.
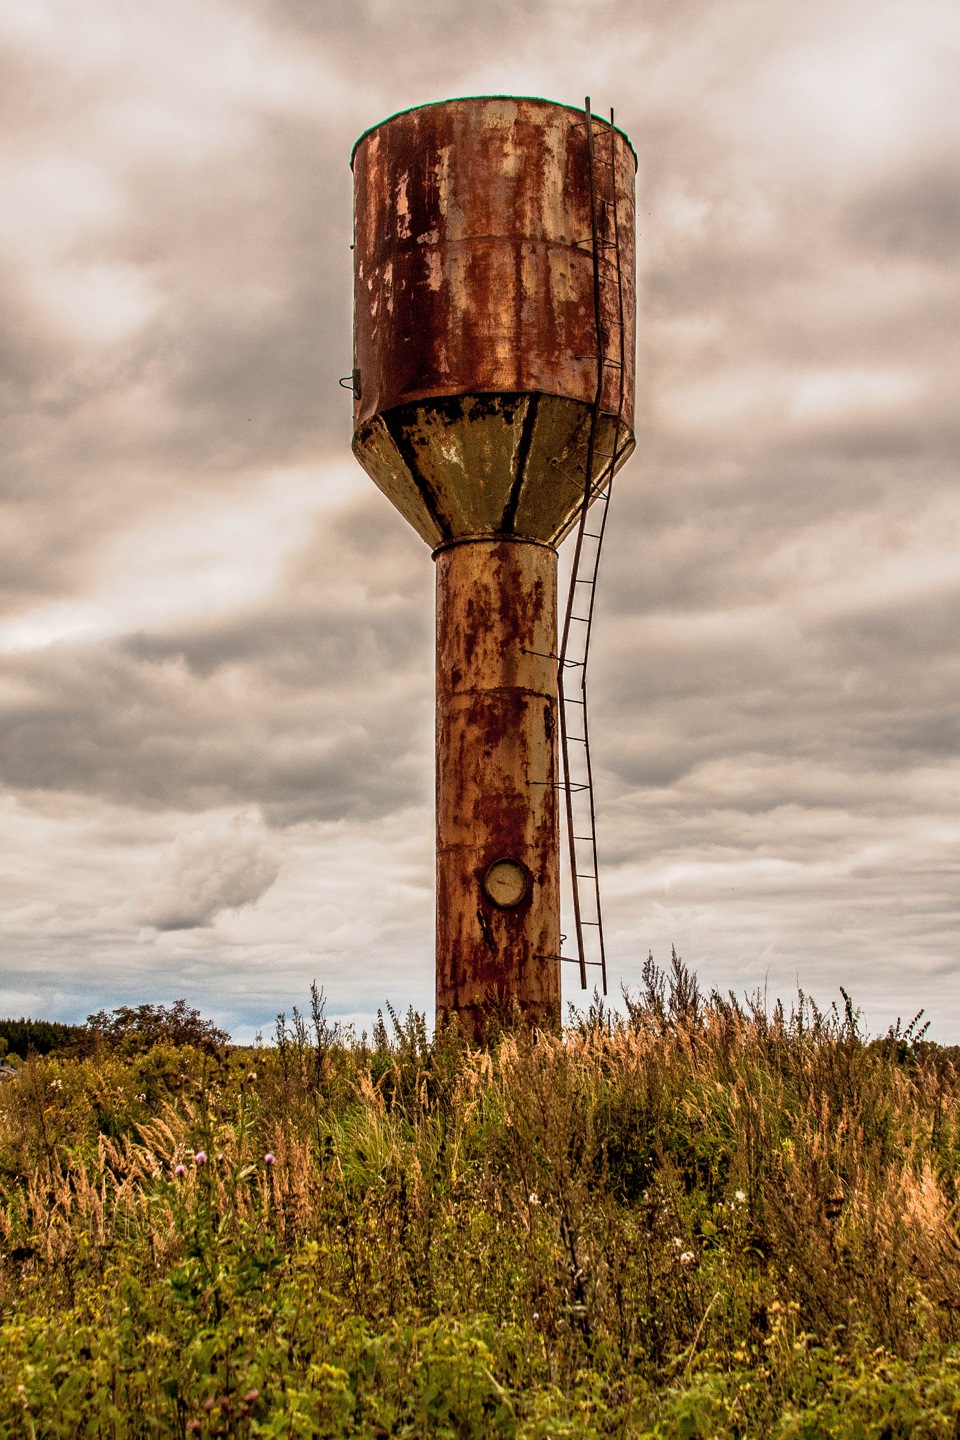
[573,835,594,842]
[581,921,601,927]
[567,735,585,743]
[576,872,597,880]
[565,697,585,705]
[560,957,604,966]
[571,616,588,623]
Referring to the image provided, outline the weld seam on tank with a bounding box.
[443,688,554,703]
[500,394,540,534]
[431,534,558,558]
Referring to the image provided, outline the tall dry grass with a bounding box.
[0,960,958,1436]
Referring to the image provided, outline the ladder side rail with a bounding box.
[574,483,612,992]
[559,98,624,992]
[558,97,606,668]
[579,95,626,673]
[578,109,628,996]
[557,689,587,989]
[576,108,626,994]
[576,665,607,992]
[609,108,628,426]
[578,108,627,696]
[577,486,610,672]
[558,95,606,989]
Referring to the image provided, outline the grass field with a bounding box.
[1,957,958,1438]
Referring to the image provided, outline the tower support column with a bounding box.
[434,537,561,1039]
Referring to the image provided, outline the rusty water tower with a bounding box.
[350,96,637,1038]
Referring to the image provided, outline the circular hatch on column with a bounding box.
[482,858,530,909]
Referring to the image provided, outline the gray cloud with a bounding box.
[846,159,960,265]
[0,604,433,823]
[137,818,282,930]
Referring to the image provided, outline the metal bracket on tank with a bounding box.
[528,780,589,793]
[556,97,629,997]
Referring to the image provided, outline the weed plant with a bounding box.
[0,958,958,1437]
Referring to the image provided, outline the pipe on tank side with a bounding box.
[435,538,561,1038]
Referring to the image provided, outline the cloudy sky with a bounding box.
[2,0,958,1041]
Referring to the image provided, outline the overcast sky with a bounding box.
[1,0,957,1041]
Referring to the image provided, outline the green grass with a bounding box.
[1,959,958,1437]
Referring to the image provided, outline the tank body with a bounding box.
[352,96,637,548]
[350,97,637,1038]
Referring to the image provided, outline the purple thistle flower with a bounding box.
[195,1151,207,1165]
[174,1164,186,1176]
[264,1153,276,1166]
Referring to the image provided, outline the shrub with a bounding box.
[85,999,229,1055]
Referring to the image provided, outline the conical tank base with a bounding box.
[354,393,633,550]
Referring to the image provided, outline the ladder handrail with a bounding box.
[557,99,628,995]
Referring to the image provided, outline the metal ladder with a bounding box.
[557,98,629,993]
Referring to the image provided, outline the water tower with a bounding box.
[350,96,637,1038]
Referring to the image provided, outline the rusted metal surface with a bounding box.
[351,96,637,547]
[349,96,637,1036]
[435,539,560,1037]
[355,393,628,548]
